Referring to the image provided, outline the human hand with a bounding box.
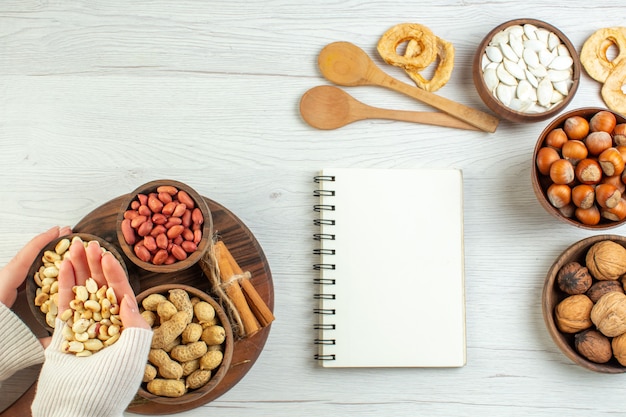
[32,238,153,417]
[0,226,72,308]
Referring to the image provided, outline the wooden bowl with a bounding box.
[542,235,626,373]
[531,107,626,229]
[116,179,213,273]
[473,18,580,123]
[136,284,234,404]
[26,232,129,333]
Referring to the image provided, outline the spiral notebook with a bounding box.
[313,168,466,368]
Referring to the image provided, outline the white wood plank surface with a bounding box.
[1,1,626,415]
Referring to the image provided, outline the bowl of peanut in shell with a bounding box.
[136,284,234,404]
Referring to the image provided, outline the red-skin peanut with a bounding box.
[172,203,187,218]
[165,218,182,228]
[137,194,148,205]
[157,185,178,196]
[193,229,202,244]
[181,241,197,253]
[182,209,192,228]
[173,235,184,246]
[152,249,169,265]
[152,213,168,225]
[138,205,152,216]
[165,255,177,265]
[171,244,188,261]
[150,225,167,237]
[167,225,185,239]
[156,233,169,249]
[124,210,139,220]
[177,190,195,209]
[134,245,151,262]
[121,219,136,245]
[158,192,173,204]
[148,195,164,213]
[143,235,157,252]
[131,200,140,210]
[192,222,202,231]
[162,202,177,216]
[131,215,148,229]
[182,228,194,241]
[191,208,204,225]
[137,220,154,237]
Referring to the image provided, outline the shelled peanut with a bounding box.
[33,237,110,328]
[59,277,123,356]
[536,110,626,226]
[121,185,204,265]
[140,289,227,398]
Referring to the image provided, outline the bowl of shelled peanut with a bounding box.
[532,107,626,228]
[116,179,213,273]
[136,284,234,404]
[26,233,129,333]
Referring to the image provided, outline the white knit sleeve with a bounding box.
[31,319,153,417]
[0,302,45,382]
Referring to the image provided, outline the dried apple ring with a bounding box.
[601,59,626,115]
[377,23,437,71]
[404,37,455,92]
[581,27,626,83]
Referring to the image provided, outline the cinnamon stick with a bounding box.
[216,241,275,327]
[215,242,260,337]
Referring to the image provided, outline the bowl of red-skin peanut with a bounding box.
[116,180,213,273]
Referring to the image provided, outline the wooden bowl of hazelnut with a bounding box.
[543,235,626,373]
[136,284,234,404]
[532,107,626,229]
[116,179,213,273]
[473,18,580,123]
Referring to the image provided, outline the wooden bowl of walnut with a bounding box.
[543,234,626,372]
[136,284,234,404]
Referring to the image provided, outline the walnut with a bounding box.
[591,291,626,337]
[575,329,613,363]
[612,332,626,366]
[585,240,626,281]
[557,262,593,294]
[555,294,594,333]
[586,280,624,303]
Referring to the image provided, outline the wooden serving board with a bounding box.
[1,194,274,416]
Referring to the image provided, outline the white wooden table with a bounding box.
[1,1,625,415]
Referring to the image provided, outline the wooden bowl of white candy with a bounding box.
[473,18,581,123]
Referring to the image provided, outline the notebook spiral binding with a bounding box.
[313,174,336,361]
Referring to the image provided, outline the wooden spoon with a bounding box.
[317,41,499,133]
[300,85,480,130]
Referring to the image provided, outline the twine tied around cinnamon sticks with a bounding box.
[200,240,274,339]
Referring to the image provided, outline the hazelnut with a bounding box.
[571,184,595,209]
[589,110,617,134]
[536,147,561,176]
[612,332,626,366]
[562,140,588,164]
[550,159,575,185]
[614,124,626,146]
[575,158,603,185]
[595,183,621,209]
[555,294,594,333]
[574,205,601,226]
[602,199,626,222]
[591,291,626,337]
[598,147,625,177]
[557,262,593,295]
[545,128,568,149]
[547,184,571,209]
[585,131,613,156]
[575,329,612,363]
[586,280,624,303]
[585,240,626,280]
[563,115,590,140]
